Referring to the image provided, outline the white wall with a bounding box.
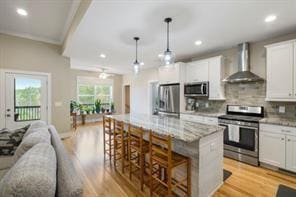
[123,68,159,114]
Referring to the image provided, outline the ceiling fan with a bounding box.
[99,68,113,79]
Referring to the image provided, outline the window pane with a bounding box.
[79,85,94,95]
[79,96,95,104]
[96,95,111,103]
[95,85,111,95]
[15,77,41,121]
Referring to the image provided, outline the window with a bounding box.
[77,77,113,105]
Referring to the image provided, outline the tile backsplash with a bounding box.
[189,81,296,119]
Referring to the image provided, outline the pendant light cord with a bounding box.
[166,21,170,51]
[136,39,138,62]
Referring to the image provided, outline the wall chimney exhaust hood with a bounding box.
[223,42,264,83]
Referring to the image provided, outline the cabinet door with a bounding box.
[186,60,208,83]
[286,135,296,172]
[266,42,294,99]
[259,131,286,168]
[208,57,225,100]
[159,64,179,84]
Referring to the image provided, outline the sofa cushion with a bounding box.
[48,125,83,197]
[0,125,30,156]
[0,155,14,170]
[0,143,57,197]
[14,128,51,162]
[23,120,47,139]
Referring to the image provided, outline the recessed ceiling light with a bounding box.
[265,14,277,23]
[140,62,144,66]
[100,53,106,58]
[16,8,28,16]
[195,40,202,46]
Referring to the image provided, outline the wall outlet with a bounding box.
[279,106,285,113]
[205,102,209,108]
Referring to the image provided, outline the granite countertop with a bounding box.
[260,117,296,127]
[180,111,225,118]
[107,113,224,142]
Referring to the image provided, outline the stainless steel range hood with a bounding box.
[223,42,264,83]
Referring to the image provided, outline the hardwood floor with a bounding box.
[63,122,296,197]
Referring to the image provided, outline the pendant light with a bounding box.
[133,37,140,74]
[161,17,175,66]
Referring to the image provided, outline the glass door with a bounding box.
[5,73,48,129]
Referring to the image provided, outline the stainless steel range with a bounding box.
[218,105,264,166]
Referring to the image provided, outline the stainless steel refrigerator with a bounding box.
[158,83,180,117]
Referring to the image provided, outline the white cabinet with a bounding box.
[158,62,185,84]
[259,131,286,168]
[259,123,296,172]
[186,60,209,83]
[185,56,225,100]
[265,40,296,101]
[286,135,296,172]
[180,114,218,125]
[208,56,225,100]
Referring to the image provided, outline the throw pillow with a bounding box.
[0,125,30,156]
[0,143,57,197]
[14,128,51,162]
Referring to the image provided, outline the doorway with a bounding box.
[1,71,50,129]
[124,85,130,113]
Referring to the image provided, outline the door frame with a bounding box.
[122,83,131,114]
[0,69,52,128]
[148,80,159,115]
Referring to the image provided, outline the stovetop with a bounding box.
[218,114,263,123]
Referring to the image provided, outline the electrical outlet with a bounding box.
[205,103,209,108]
[279,106,285,113]
[195,102,199,108]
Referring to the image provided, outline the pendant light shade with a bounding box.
[161,17,175,66]
[133,37,140,74]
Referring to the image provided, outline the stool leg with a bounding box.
[187,159,191,197]
[103,131,106,161]
[114,137,117,170]
[109,133,112,164]
[167,167,172,197]
[121,137,125,173]
[140,153,144,191]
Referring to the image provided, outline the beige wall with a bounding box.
[0,33,122,133]
[123,68,158,114]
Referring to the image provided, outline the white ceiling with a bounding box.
[63,0,296,74]
[0,0,80,44]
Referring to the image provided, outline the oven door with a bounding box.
[220,123,258,157]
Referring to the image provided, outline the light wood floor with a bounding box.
[63,123,296,197]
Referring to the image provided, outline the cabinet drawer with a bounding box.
[260,123,296,136]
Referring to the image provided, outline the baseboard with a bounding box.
[59,132,73,139]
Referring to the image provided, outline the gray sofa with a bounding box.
[0,122,83,197]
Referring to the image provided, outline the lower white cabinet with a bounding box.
[286,135,296,172]
[259,132,286,168]
[259,123,296,172]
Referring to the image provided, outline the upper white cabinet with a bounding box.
[265,40,296,101]
[158,62,186,84]
[186,60,209,83]
[185,56,225,100]
[208,56,225,100]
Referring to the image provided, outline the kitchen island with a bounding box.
[108,113,224,197]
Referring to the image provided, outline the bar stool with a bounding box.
[149,132,191,197]
[113,119,129,173]
[103,116,114,163]
[128,124,150,191]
